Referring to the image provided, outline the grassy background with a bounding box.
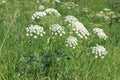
[0,0,120,80]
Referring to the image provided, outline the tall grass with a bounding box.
[0,0,120,80]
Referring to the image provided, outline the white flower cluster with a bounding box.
[32,8,61,20]
[31,12,46,20]
[92,44,108,58]
[64,15,78,23]
[66,36,78,49]
[93,28,108,40]
[44,8,61,16]
[50,24,65,36]
[38,5,45,10]
[65,15,89,38]
[96,8,116,20]
[71,22,89,38]
[26,25,45,38]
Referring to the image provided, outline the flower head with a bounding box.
[66,36,78,49]
[44,8,61,16]
[26,25,45,38]
[71,22,89,38]
[93,28,108,40]
[64,15,89,38]
[38,5,45,10]
[50,24,65,36]
[92,44,108,58]
[64,15,78,23]
[31,12,46,20]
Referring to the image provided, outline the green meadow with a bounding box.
[0,0,120,80]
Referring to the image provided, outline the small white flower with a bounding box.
[64,15,78,23]
[50,24,65,36]
[34,35,38,39]
[44,8,61,16]
[38,5,45,10]
[26,33,29,36]
[66,36,78,49]
[92,44,108,59]
[93,28,108,40]
[26,25,45,38]
[31,12,46,20]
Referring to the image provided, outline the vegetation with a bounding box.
[0,0,120,80]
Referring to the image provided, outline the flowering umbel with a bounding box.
[44,8,61,16]
[50,24,65,36]
[31,12,46,20]
[66,36,78,49]
[65,15,89,38]
[31,8,61,20]
[71,22,89,38]
[93,28,108,40]
[26,25,45,38]
[92,44,108,58]
[64,15,78,23]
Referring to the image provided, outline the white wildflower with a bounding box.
[64,15,78,23]
[64,15,89,38]
[103,8,111,11]
[31,12,46,20]
[93,28,108,40]
[92,44,108,58]
[66,36,78,49]
[38,5,45,10]
[71,22,89,38]
[50,24,65,36]
[44,8,61,16]
[26,25,45,38]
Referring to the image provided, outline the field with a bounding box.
[0,0,120,80]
